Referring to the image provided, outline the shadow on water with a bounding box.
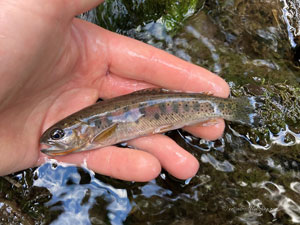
[1,0,300,224]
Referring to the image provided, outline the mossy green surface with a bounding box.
[1,0,300,224]
[96,0,203,35]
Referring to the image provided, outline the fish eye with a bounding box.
[50,128,65,140]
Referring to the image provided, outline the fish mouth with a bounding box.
[41,144,80,156]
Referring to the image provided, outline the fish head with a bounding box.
[40,123,90,156]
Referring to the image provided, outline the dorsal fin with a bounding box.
[129,88,173,95]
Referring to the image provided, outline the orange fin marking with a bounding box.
[202,91,214,96]
[200,119,219,127]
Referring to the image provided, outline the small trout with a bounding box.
[40,89,260,156]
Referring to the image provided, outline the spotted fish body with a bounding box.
[40,89,259,155]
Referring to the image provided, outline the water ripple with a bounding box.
[33,160,131,225]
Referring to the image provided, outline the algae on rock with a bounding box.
[96,0,203,35]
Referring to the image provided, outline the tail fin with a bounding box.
[230,96,264,126]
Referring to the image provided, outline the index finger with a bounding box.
[104,29,230,97]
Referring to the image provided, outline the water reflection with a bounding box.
[254,181,300,223]
[33,160,131,225]
[2,1,300,224]
[281,0,300,48]
[201,153,235,172]
[77,3,300,223]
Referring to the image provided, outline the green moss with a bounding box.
[229,82,300,149]
[96,0,203,35]
[2,1,300,224]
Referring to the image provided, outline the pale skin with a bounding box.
[0,0,229,181]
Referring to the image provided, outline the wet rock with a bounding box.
[0,198,33,225]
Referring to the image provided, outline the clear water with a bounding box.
[1,1,300,224]
[33,161,131,225]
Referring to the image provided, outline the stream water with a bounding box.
[1,1,300,224]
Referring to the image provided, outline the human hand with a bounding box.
[0,0,229,181]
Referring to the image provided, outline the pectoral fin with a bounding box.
[91,123,118,144]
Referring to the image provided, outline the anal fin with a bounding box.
[153,124,174,134]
